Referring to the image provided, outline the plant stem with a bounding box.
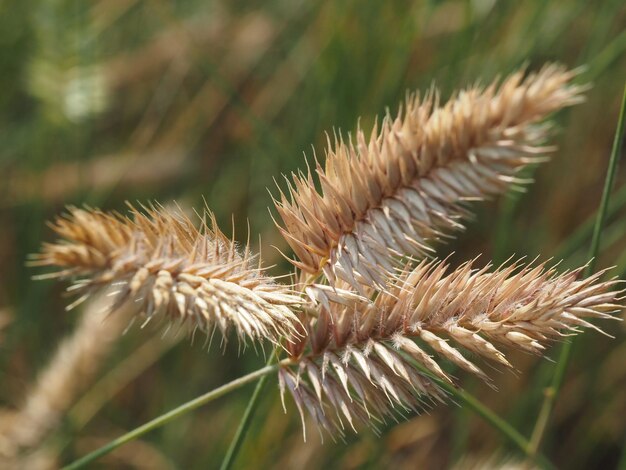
[452,386,555,470]
[553,182,626,261]
[411,363,554,470]
[63,345,563,469]
[528,83,626,456]
[219,354,275,470]
[62,362,286,470]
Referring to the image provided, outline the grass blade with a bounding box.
[528,83,626,455]
[62,362,283,470]
[411,362,555,470]
[219,354,275,470]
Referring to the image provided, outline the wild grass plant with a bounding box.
[1,2,625,469]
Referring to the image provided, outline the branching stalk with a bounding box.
[64,355,559,470]
[62,362,287,470]
[219,354,275,470]
[400,361,556,470]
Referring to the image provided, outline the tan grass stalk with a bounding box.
[0,309,11,345]
[0,295,130,463]
[279,258,622,436]
[30,204,302,346]
[275,64,585,291]
[0,447,56,470]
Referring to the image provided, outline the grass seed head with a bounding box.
[31,204,303,347]
[276,64,585,292]
[280,258,622,434]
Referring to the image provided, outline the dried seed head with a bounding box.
[31,204,303,346]
[280,258,622,434]
[275,64,585,291]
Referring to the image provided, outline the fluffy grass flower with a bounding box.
[279,258,622,435]
[276,64,585,291]
[31,204,303,346]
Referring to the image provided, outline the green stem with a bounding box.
[62,362,285,470]
[528,83,626,456]
[219,354,275,470]
[411,363,554,470]
[553,182,626,261]
[618,434,626,470]
[63,347,562,469]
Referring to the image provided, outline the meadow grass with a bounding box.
[1,2,625,469]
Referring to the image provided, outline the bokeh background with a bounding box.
[1,1,625,468]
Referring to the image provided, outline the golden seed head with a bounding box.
[275,64,585,291]
[32,204,303,346]
[280,258,623,434]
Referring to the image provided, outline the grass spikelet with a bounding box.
[30,204,303,346]
[279,258,622,434]
[275,64,585,291]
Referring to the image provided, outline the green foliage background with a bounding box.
[0,0,625,468]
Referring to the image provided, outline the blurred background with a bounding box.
[0,0,625,468]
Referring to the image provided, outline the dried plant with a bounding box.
[275,64,584,291]
[280,258,621,435]
[21,63,624,467]
[31,205,302,346]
